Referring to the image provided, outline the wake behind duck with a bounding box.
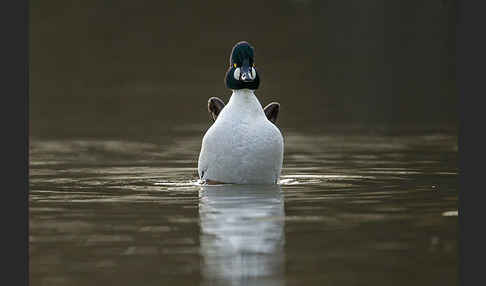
[197,41,284,185]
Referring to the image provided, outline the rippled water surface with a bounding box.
[30,127,458,286]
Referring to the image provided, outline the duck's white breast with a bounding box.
[198,92,283,184]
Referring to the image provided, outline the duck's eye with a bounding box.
[233,63,237,68]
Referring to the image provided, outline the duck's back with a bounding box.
[198,93,283,184]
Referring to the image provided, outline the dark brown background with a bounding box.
[30,0,456,138]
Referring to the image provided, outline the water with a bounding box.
[29,127,458,286]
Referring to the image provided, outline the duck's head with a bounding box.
[225,41,260,90]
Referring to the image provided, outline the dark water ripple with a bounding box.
[30,130,457,286]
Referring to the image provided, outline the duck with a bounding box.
[197,41,284,185]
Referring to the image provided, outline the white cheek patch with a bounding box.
[251,67,256,80]
[233,68,241,80]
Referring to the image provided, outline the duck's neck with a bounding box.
[229,89,258,105]
[228,89,264,116]
[231,88,254,97]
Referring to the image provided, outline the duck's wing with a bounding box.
[264,102,280,124]
[208,97,225,122]
[208,97,280,124]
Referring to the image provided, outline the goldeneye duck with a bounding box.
[197,41,284,185]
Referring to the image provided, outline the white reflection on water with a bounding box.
[199,184,285,286]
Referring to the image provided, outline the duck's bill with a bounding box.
[240,59,256,82]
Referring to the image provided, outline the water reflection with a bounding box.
[29,131,458,285]
[199,184,285,286]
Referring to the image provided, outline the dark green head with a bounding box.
[225,41,260,90]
